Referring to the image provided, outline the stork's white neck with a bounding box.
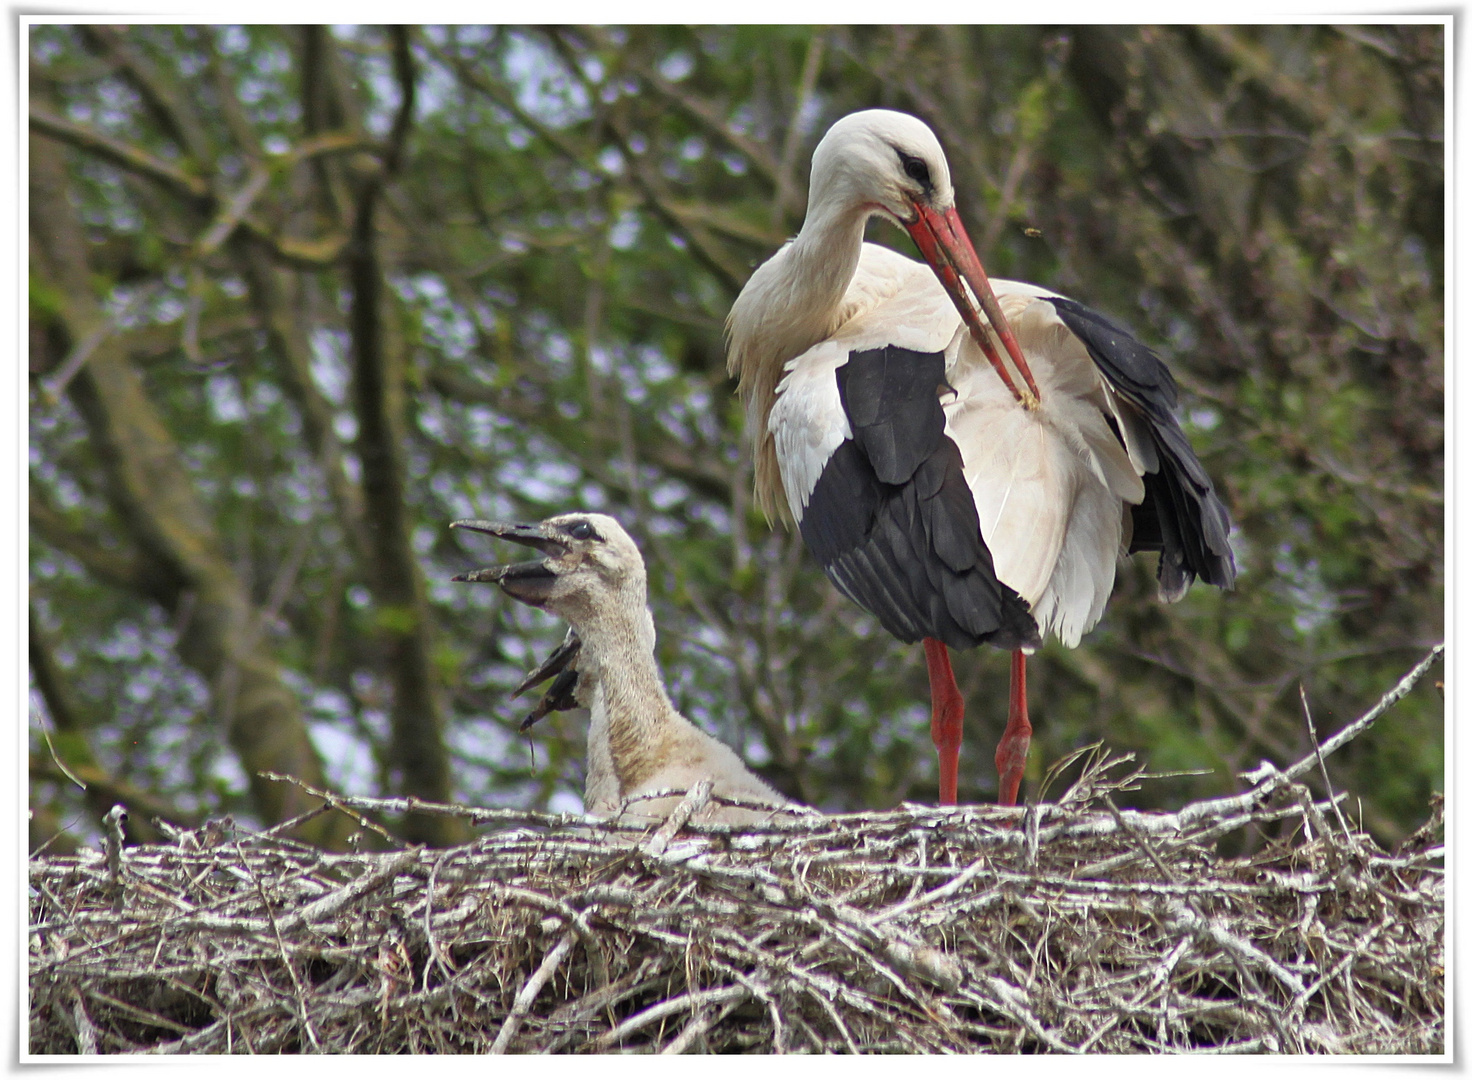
[725,188,884,522]
[729,199,872,373]
[793,196,872,295]
[777,200,871,343]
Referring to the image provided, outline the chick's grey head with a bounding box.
[450,512,645,624]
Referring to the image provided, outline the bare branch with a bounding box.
[191,165,270,258]
[28,726,1445,1054]
[29,106,209,200]
[489,930,577,1053]
[29,496,153,597]
[1175,645,1444,828]
[79,26,213,163]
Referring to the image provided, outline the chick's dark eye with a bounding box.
[900,154,931,188]
[567,520,599,541]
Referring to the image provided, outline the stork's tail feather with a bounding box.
[1047,296,1236,601]
[1132,422,1236,601]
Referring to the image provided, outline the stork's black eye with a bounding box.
[566,520,600,541]
[899,152,932,189]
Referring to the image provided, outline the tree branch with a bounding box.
[1173,645,1445,829]
[431,38,590,169]
[30,132,351,847]
[427,365,733,506]
[191,164,271,258]
[599,108,749,296]
[772,34,826,229]
[29,495,155,597]
[29,106,209,201]
[80,25,213,163]
[542,28,751,294]
[622,58,782,189]
[383,26,416,178]
[231,238,369,565]
[341,44,460,841]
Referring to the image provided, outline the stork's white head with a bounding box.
[450,512,647,628]
[807,109,956,227]
[809,109,1043,409]
[728,108,1040,523]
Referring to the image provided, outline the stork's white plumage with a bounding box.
[728,110,1235,806]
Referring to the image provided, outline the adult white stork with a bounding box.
[727,109,1235,806]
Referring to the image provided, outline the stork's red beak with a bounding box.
[905,203,1041,408]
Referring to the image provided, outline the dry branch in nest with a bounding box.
[29,647,1443,1055]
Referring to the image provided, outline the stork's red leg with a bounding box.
[923,638,964,805]
[995,649,1032,806]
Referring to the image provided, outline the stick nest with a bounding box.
[29,746,1443,1056]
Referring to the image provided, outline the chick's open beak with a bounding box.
[449,520,563,606]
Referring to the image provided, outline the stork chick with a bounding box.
[452,513,793,826]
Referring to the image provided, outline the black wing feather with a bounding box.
[1048,297,1235,594]
[837,344,947,481]
[798,346,1038,652]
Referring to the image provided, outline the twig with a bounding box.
[641,779,712,856]
[660,993,746,1054]
[421,851,457,993]
[489,929,577,1054]
[254,802,334,840]
[1174,645,1442,828]
[1102,796,1182,885]
[42,284,161,404]
[236,841,323,1052]
[277,849,420,934]
[257,774,402,841]
[972,978,1080,1053]
[1165,901,1306,997]
[37,716,86,793]
[1299,684,1356,845]
[29,106,209,199]
[102,805,128,904]
[874,852,993,923]
[590,985,748,1052]
[192,164,271,258]
[66,985,99,1054]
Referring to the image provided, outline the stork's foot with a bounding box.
[923,638,964,805]
[995,649,1031,806]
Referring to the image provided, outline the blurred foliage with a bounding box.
[29,25,1442,851]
